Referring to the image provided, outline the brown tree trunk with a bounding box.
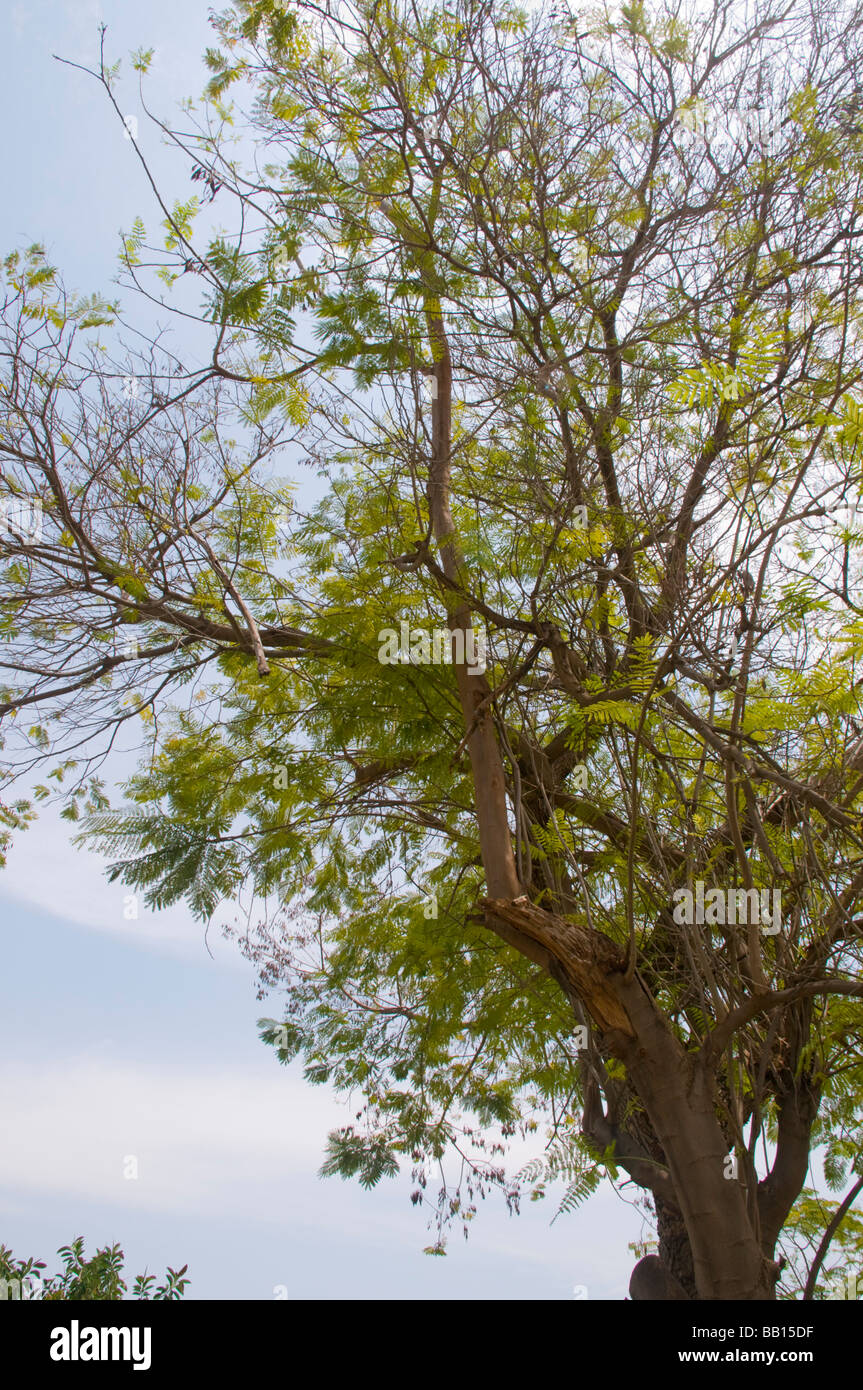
[425,302,522,903]
[485,898,778,1299]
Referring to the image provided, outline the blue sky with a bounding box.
[0,0,641,1299]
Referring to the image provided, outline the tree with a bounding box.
[0,1238,189,1300]
[3,0,863,1298]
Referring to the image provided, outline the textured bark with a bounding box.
[581,1075,679,1210]
[484,897,777,1299]
[655,1195,698,1299]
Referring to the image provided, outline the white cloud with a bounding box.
[1,801,244,965]
[0,1056,349,1219]
[12,0,103,52]
[0,1055,638,1296]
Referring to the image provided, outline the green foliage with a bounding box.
[0,793,35,868]
[0,1238,189,1300]
[131,47,155,74]
[319,1128,401,1188]
[777,1188,863,1299]
[668,329,784,413]
[517,1132,610,1221]
[1,245,116,329]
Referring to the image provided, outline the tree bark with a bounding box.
[484,897,778,1299]
[425,301,522,902]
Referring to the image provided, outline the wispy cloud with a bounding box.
[1,803,239,962]
[0,1056,348,1218]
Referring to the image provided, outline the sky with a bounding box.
[0,0,642,1300]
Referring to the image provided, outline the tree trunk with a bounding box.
[484,898,779,1299]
